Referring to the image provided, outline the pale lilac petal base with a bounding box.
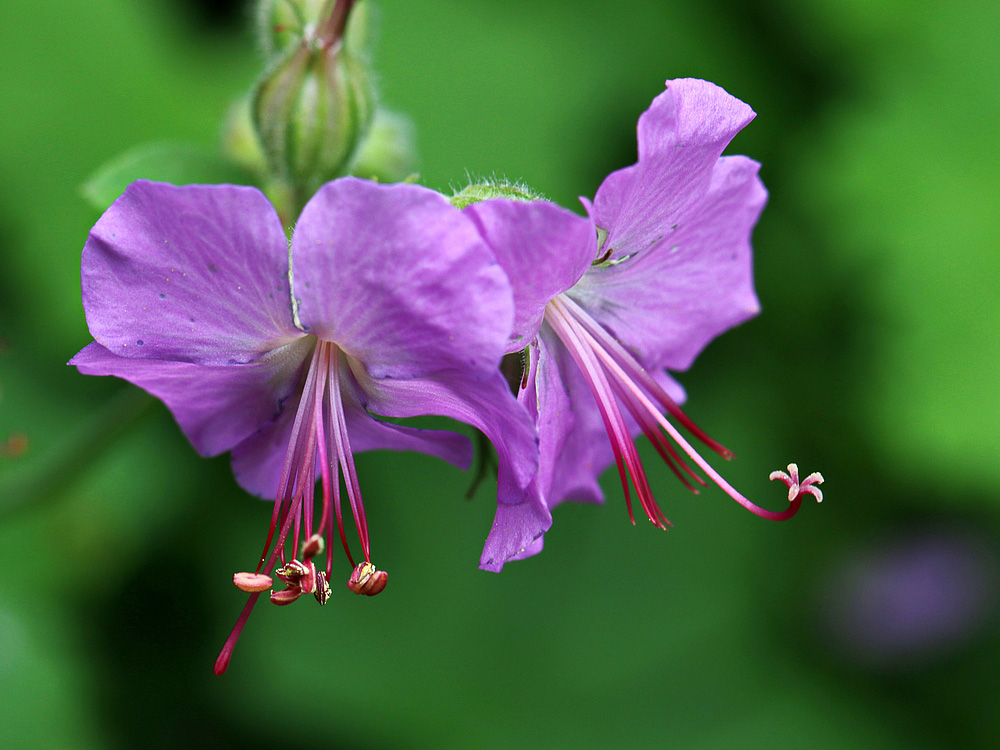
[228,384,474,500]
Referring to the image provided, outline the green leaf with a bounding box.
[81,143,259,211]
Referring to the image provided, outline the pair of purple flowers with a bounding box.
[71,79,822,673]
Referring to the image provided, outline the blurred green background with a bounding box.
[2,0,999,747]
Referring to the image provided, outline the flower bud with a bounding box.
[221,96,267,175]
[253,0,375,199]
[257,0,374,59]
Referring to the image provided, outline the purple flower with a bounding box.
[70,177,540,672]
[465,79,822,570]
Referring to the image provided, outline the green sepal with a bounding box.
[449,178,547,209]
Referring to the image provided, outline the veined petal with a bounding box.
[573,156,764,371]
[291,178,513,378]
[344,416,474,470]
[341,372,474,470]
[593,78,756,263]
[70,338,313,456]
[464,200,596,351]
[81,181,299,365]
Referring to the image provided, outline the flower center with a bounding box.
[543,294,822,526]
[215,339,386,675]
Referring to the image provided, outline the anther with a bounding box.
[302,533,325,559]
[314,571,331,605]
[233,572,274,593]
[347,561,388,596]
[298,560,317,595]
[270,587,303,606]
[275,559,309,585]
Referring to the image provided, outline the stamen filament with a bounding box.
[555,296,804,521]
[217,339,384,675]
[214,593,261,675]
[559,294,733,459]
[546,299,660,526]
[330,347,371,562]
[255,342,324,571]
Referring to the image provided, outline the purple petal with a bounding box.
[593,78,756,263]
[479,331,607,570]
[70,338,312,456]
[355,352,550,568]
[229,397,298,498]
[533,328,611,509]
[479,483,551,572]
[353,363,547,564]
[82,181,299,365]
[345,417,474,471]
[339,360,475,470]
[354,366,539,496]
[464,200,597,351]
[291,178,513,379]
[572,156,764,371]
[507,535,544,562]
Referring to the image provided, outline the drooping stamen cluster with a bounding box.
[543,294,822,526]
[215,339,386,675]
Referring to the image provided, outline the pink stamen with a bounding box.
[215,339,384,675]
[330,347,371,562]
[559,294,734,460]
[213,594,260,676]
[545,295,822,526]
[545,300,660,527]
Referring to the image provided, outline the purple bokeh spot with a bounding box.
[819,527,999,668]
